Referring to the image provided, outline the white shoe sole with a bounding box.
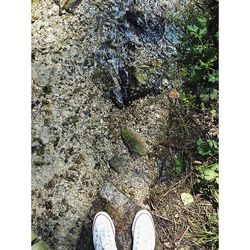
[92,211,116,235]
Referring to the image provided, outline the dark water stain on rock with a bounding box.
[93,0,177,108]
[122,8,165,44]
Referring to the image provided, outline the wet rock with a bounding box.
[42,85,52,94]
[32,100,40,109]
[110,87,124,109]
[94,0,175,108]
[110,65,156,108]
[100,181,139,250]
[123,8,165,44]
[44,178,56,190]
[32,139,46,156]
[121,127,148,156]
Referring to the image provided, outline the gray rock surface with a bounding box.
[108,154,130,173]
[32,0,175,249]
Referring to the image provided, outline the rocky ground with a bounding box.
[32,0,177,249]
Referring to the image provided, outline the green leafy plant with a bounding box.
[176,0,218,106]
[195,136,219,205]
[197,163,219,183]
[197,138,218,157]
[196,163,219,204]
[165,1,219,248]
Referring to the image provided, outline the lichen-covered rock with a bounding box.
[121,127,148,156]
[108,154,130,173]
[32,231,49,250]
[112,174,150,204]
[100,182,134,210]
[32,0,173,248]
[61,0,82,12]
[134,67,149,86]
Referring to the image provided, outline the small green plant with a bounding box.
[196,138,219,204]
[197,138,218,157]
[173,155,184,176]
[195,162,219,206]
[197,163,219,184]
[179,91,196,110]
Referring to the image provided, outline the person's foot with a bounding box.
[132,210,155,250]
[92,211,117,250]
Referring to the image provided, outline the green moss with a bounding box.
[134,66,158,89]
[121,127,148,156]
[135,68,148,85]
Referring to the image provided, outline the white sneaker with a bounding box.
[132,210,156,250]
[92,211,117,250]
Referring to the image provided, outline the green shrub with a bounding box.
[176,0,218,106]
